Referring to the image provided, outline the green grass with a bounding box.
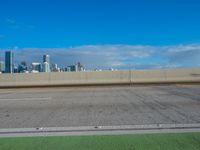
[0,133,200,150]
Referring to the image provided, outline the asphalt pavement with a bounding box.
[0,85,200,129]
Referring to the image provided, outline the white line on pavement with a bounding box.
[0,97,52,101]
[0,123,200,138]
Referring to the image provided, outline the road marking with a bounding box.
[176,84,200,86]
[0,97,52,101]
[0,123,200,137]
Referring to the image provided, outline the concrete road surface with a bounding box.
[0,85,200,129]
[1,124,200,137]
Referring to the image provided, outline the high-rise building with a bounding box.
[5,51,14,73]
[42,54,50,72]
[31,62,41,73]
[42,62,50,72]
[0,61,5,73]
[43,54,50,64]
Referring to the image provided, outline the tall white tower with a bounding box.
[42,62,50,72]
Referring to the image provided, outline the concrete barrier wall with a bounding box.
[165,69,200,82]
[131,70,166,83]
[0,68,200,87]
[131,69,200,83]
[49,71,130,85]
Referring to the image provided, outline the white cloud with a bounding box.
[0,44,200,70]
[167,44,200,52]
[5,18,16,24]
[5,18,35,30]
[5,18,20,29]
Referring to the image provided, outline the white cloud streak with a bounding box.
[5,18,20,29]
[0,44,200,70]
[5,18,35,30]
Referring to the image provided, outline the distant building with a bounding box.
[65,66,71,72]
[94,68,102,71]
[109,68,117,71]
[5,51,14,73]
[77,62,85,71]
[32,62,41,72]
[0,61,5,73]
[18,61,28,73]
[14,66,19,73]
[43,54,50,64]
[66,65,78,72]
[31,70,39,73]
[51,63,60,72]
[42,62,50,72]
[65,63,85,72]
[42,54,51,72]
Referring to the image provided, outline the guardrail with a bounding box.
[0,68,200,88]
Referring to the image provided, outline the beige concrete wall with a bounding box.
[0,71,131,87]
[15,73,50,86]
[165,69,200,82]
[49,71,130,85]
[131,70,166,83]
[131,69,200,83]
[0,69,200,87]
[0,74,16,86]
[49,71,129,85]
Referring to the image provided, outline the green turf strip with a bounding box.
[0,133,200,150]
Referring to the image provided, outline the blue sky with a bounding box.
[0,0,200,69]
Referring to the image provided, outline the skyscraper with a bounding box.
[42,54,50,72]
[5,51,14,73]
[42,62,50,72]
[43,54,50,64]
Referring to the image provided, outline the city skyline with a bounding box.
[0,44,200,70]
[0,51,86,73]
